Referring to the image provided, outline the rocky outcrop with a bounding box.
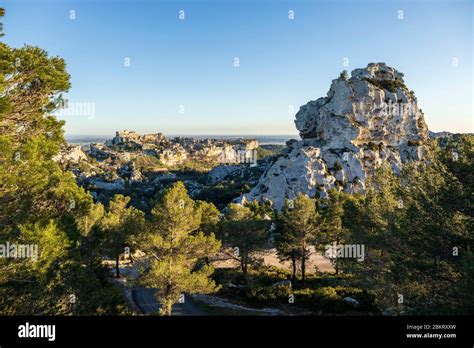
[159,145,188,166]
[107,130,166,148]
[58,130,264,210]
[241,63,430,210]
[207,165,243,184]
[52,145,88,163]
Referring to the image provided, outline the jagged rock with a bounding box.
[90,178,125,190]
[88,143,114,160]
[271,280,292,289]
[183,180,203,197]
[159,146,188,166]
[295,62,428,145]
[52,145,87,163]
[241,63,430,210]
[342,296,359,307]
[130,168,143,182]
[208,165,242,184]
[152,172,177,184]
[62,130,264,206]
[109,130,166,147]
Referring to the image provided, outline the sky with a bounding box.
[1,0,473,136]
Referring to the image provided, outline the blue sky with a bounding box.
[2,0,472,135]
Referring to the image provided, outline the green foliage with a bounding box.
[333,161,343,171]
[140,182,221,315]
[17,220,70,276]
[245,286,291,307]
[438,134,473,211]
[100,194,145,277]
[319,190,355,274]
[174,159,216,172]
[292,286,377,313]
[364,77,407,93]
[220,202,271,278]
[339,70,349,80]
[342,151,473,314]
[0,8,4,37]
[275,194,321,282]
[133,155,165,172]
[256,146,274,160]
[0,10,127,315]
[196,200,221,236]
[195,179,251,209]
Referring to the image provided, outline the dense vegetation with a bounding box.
[0,9,127,314]
[0,8,472,316]
[210,138,473,315]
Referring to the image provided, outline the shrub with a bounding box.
[245,286,291,307]
[364,77,407,93]
[407,140,423,146]
[292,286,378,314]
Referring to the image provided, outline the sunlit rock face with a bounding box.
[241,63,430,210]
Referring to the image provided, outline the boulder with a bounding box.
[342,296,360,307]
[208,165,243,184]
[271,280,292,289]
[52,145,87,163]
[240,63,430,210]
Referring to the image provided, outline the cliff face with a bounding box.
[241,63,430,210]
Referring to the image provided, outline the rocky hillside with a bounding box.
[55,132,263,210]
[240,63,430,210]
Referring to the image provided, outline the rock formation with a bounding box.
[241,63,430,210]
[52,145,88,163]
[57,131,262,209]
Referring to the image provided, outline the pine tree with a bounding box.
[342,152,472,314]
[196,200,221,236]
[275,194,320,285]
[100,194,145,278]
[140,182,221,315]
[320,189,355,275]
[220,202,270,279]
[0,8,126,315]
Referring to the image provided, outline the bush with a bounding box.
[252,265,292,284]
[364,77,407,93]
[245,286,291,308]
[196,179,251,209]
[256,147,274,160]
[293,286,378,314]
[333,161,343,171]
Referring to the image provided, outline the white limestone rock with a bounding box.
[208,165,243,184]
[52,145,88,163]
[241,63,430,210]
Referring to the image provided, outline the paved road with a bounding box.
[132,286,206,315]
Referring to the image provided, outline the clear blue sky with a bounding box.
[2,0,472,135]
